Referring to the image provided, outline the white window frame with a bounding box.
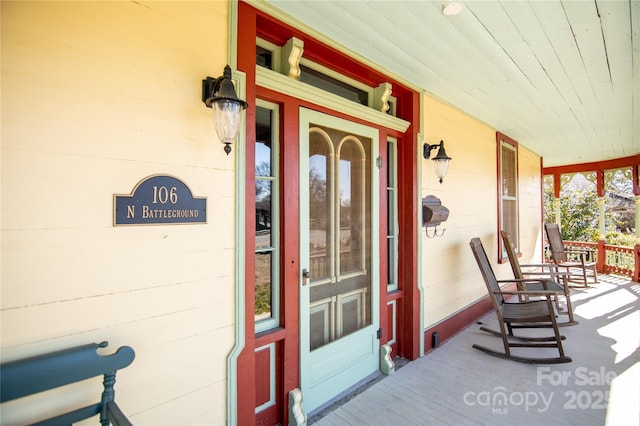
[498,137,519,261]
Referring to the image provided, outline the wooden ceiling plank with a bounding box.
[496,1,598,143]
[561,0,614,134]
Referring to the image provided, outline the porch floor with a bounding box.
[310,275,640,426]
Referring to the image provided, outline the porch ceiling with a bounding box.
[264,0,640,167]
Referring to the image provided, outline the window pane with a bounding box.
[503,199,518,238]
[309,133,332,281]
[501,145,516,197]
[387,237,396,285]
[387,192,395,238]
[256,108,273,176]
[339,140,367,275]
[387,142,394,187]
[256,45,273,70]
[256,181,272,249]
[255,252,273,321]
[300,65,368,105]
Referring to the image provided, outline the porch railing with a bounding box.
[554,240,638,279]
[602,244,635,277]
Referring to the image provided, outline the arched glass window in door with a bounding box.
[309,128,335,284]
[337,137,367,278]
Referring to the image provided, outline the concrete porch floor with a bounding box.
[310,275,640,426]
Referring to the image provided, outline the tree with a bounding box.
[557,190,599,242]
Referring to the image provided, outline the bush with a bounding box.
[605,231,635,247]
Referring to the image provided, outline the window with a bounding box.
[255,101,280,332]
[497,133,518,261]
[256,38,279,71]
[299,64,369,106]
[386,138,398,292]
[256,45,273,70]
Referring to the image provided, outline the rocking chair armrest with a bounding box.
[549,263,589,275]
[496,278,550,284]
[520,272,562,279]
[495,278,562,291]
[519,262,550,266]
[492,289,559,297]
[519,263,557,270]
[519,268,570,278]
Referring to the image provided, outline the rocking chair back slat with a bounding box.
[469,238,504,306]
[501,231,524,280]
[546,223,569,262]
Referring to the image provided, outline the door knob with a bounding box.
[302,268,311,285]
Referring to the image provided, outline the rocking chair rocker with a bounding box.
[469,237,572,364]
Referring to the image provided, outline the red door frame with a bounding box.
[236,3,421,424]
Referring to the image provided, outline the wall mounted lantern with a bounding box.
[423,140,452,183]
[202,65,248,155]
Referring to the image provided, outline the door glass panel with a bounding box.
[308,125,372,351]
[309,130,333,282]
[255,181,272,249]
[339,140,367,276]
[255,252,272,320]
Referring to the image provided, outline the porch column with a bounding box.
[595,170,605,273]
[597,197,606,272]
[634,195,640,282]
[633,163,639,282]
[554,197,561,226]
[552,172,562,226]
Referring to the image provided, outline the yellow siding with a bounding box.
[518,146,546,263]
[1,1,232,424]
[421,96,543,328]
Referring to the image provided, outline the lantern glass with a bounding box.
[213,100,243,144]
[433,158,450,182]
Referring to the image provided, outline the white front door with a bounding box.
[299,108,380,414]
